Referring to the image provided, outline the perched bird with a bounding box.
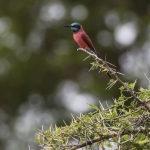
[64,22,97,55]
[64,22,111,79]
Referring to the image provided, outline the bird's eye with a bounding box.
[74,25,80,28]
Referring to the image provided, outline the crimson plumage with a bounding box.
[73,25,97,55]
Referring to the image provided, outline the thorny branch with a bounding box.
[38,126,150,150]
[77,48,150,112]
[69,127,150,150]
[36,48,150,150]
[37,100,150,150]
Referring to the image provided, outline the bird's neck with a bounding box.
[72,30,79,34]
[73,28,84,34]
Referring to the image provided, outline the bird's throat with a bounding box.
[72,29,79,33]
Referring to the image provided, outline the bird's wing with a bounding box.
[81,33,97,54]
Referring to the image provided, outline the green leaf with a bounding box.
[102,68,108,72]
[87,103,99,110]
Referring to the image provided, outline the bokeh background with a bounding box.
[0,0,150,149]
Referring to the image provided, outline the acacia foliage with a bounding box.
[36,51,150,149]
[36,80,150,150]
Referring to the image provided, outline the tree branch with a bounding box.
[77,48,150,112]
[69,127,150,150]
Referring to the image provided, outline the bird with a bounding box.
[64,22,97,55]
[64,22,111,79]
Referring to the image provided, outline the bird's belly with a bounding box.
[74,36,88,49]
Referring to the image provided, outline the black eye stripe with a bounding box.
[73,25,80,28]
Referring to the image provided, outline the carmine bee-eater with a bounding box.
[64,22,97,55]
[64,22,112,78]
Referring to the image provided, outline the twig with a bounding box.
[77,48,150,112]
[69,128,150,150]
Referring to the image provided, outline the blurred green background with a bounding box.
[0,0,150,149]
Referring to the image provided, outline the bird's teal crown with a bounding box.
[71,22,81,33]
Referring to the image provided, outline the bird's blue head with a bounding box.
[64,22,81,33]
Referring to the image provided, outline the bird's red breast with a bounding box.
[73,26,97,55]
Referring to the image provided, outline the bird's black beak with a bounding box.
[63,24,71,27]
